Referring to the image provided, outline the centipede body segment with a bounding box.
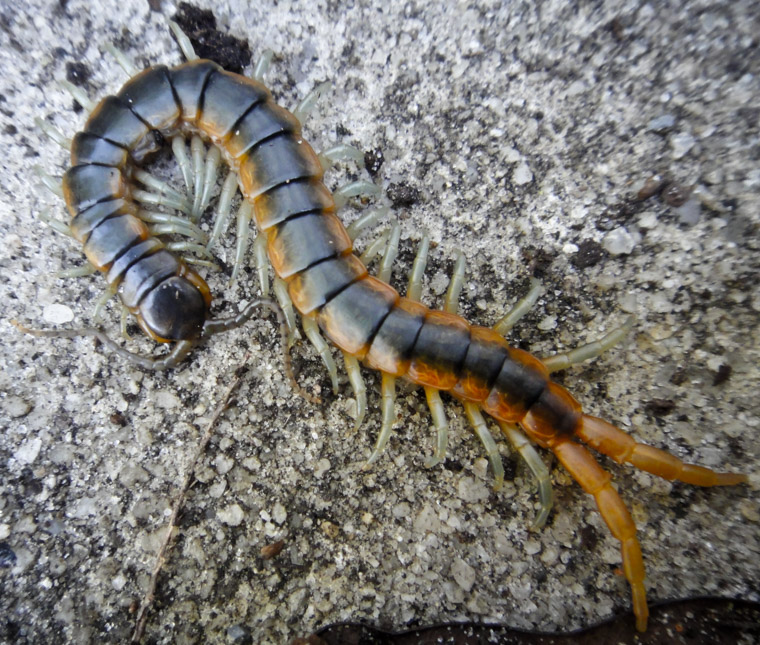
[29,28,748,633]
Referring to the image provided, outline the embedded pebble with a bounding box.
[14,437,42,465]
[272,502,287,525]
[675,198,701,225]
[513,161,533,185]
[217,504,245,527]
[3,396,32,418]
[451,557,476,592]
[670,131,696,159]
[602,227,636,255]
[42,303,74,324]
[647,113,676,133]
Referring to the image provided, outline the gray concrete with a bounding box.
[1,0,758,642]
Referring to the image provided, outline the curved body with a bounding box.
[59,59,746,632]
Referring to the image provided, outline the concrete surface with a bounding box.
[0,0,758,643]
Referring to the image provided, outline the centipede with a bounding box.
[20,21,747,634]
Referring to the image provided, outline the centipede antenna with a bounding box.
[207,172,239,250]
[60,79,95,113]
[33,166,64,199]
[169,20,198,61]
[251,49,274,83]
[12,320,195,370]
[253,234,270,297]
[172,135,194,195]
[293,81,330,123]
[203,297,319,404]
[542,316,636,373]
[364,373,397,467]
[346,206,389,241]
[302,316,339,394]
[377,223,400,283]
[333,180,380,209]
[498,421,553,529]
[342,352,367,432]
[318,144,365,172]
[423,386,449,468]
[229,201,253,285]
[464,402,505,491]
[444,251,466,314]
[407,232,430,302]
[34,117,70,149]
[494,278,543,336]
[103,43,139,77]
[190,136,205,219]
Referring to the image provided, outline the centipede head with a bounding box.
[137,276,208,342]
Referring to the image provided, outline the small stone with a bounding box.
[321,520,340,539]
[670,132,695,159]
[217,504,245,526]
[3,396,32,418]
[513,162,533,185]
[451,557,476,592]
[602,227,636,255]
[42,303,74,325]
[272,502,287,525]
[15,438,42,465]
[647,114,676,134]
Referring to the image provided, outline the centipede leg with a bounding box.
[253,234,270,297]
[318,144,365,172]
[346,207,389,241]
[206,171,239,251]
[423,387,449,467]
[172,135,194,196]
[377,223,400,283]
[407,232,431,302]
[493,278,543,335]
[464,403,505,491]
[104,42,139,77]
[302,316,339,394]
[190,135,205,219]
[229,201,254,285]
[273,278,299,345]
[542,316,635,373]
[251,49,274,83]
[34,117,70,149]
[169,20,198,61]
[342,352,367,432]
[550,437,648,632]
[364,373,397,466]
[444,251,466,314]
[333,180,380,209]
[293,81,330,123]
[577,415,748,486]
[498,421,553,529]
[359,228,390,265]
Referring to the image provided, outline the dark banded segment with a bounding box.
[287,253,367,315]
[226,101,300,160]
[317,276,399,358]
[267,212,352,278]
[70,133,129,167]
[116,65,180,132]
[83,96,159,161]
[451,326,510,402]
[483,347,549,423]
[167,60,220,123]
[408,311,471,390]
[522,382,582,442]
[365,298,428,376]
[238,133,323,198]
[63,164,127,216]
[119,249,180,309]
[198,69,270,141]
[82,215,149,271]
[69,199,136,244]
[253,180,335,231]
[106,238,164,285]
